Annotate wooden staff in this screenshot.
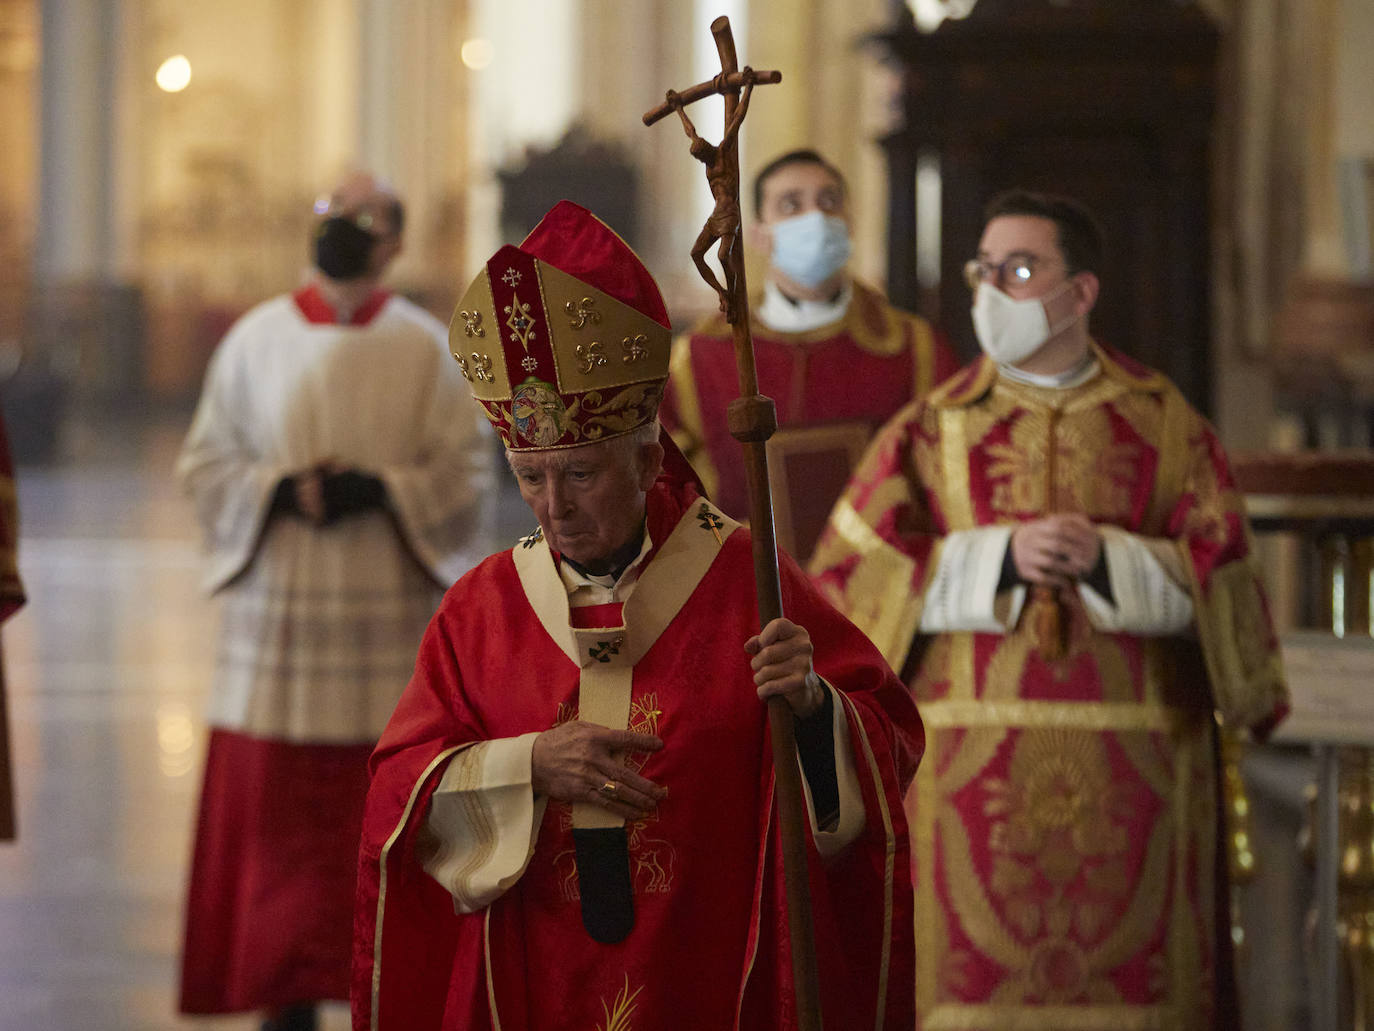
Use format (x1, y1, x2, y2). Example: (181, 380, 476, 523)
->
(645, 18, 822, 1031)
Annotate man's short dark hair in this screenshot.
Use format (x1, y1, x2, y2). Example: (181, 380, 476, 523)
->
(982, 189, 1104, 275)
(752, 149, 847, 219)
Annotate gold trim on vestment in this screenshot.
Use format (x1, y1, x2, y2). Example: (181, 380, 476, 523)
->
(484, 908, 503, 1031)
(1145, 387, 1191, 535)
(845, 692, 898, 1031)
(914, 751, 938, 1011)
(1188, 551, 1288, 728)
(734, 775, 774, 1031)
(450, 743, 500, 910)
(917, 699, 1177, 731)
(922, 1003, 1170, 1029)
(687, 279, 929, 354)
(938, 406, 975, 531)
(911, 314, 937, 398)
(666, 336, 720, 500)
(826, 498, 921, 671)
(371, 744, 466, 1031)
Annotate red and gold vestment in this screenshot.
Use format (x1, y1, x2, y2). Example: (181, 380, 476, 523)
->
(810, 346, 1288, 1030)
(353, 477, 923, 1031)
(660, 280, 956, 561)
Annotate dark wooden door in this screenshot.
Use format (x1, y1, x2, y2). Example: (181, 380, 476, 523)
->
(874, 0, 1218, 411)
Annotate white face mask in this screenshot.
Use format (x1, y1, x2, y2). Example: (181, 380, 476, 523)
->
(769, 211, 852, 289)
(971, 279, 1077, 367)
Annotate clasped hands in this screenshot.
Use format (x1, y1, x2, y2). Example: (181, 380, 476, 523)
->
(1010, 513, 1102, 589)
(530, 617, 823, 818)
(286, 460, 385, 527)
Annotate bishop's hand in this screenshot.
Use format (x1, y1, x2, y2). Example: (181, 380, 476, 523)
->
(746, 618, 825, 719)
(531, 721, 666, 820)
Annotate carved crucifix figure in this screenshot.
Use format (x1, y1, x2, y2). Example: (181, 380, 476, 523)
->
(643, 39, 779, 329)
(664, 66, 758, 322)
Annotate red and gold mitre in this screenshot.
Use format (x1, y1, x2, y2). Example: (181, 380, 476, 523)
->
(450, 201, 672, 451)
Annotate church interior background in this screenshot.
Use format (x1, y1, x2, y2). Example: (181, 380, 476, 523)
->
(0, 0, 1371, 1027)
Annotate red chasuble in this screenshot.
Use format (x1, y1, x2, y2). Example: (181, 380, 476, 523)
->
(659, 281, 957, 561)
(809, 346, 1288, 1031)
(353, 477, 922, 1031)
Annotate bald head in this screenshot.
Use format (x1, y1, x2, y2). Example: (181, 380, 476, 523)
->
(321, 171, 404, 238)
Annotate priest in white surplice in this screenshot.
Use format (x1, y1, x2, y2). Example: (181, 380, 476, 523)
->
(175, 171, 493, 1031)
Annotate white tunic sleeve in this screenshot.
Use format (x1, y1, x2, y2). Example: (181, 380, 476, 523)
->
(1076, 524, 1194, 635)
(918, 526, 1026, 633)
(175, 321, 291, 593)
(422, 733, 550, 913)
(375, 319, 495, 587)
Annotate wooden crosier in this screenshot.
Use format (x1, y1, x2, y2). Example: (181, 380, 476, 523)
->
(644, 17, 823, 1031)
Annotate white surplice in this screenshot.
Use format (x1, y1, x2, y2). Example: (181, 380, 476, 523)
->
(177, 290, 494, 743)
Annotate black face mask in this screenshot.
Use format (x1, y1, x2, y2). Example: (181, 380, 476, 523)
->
(313, 216, 375, 280)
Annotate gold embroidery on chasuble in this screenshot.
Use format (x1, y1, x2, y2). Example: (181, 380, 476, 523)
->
(596, 975, 645, 1031)
(973, 381, 1144, 523)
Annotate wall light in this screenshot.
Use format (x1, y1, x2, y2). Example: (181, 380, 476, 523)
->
(155, 54, 192, 93)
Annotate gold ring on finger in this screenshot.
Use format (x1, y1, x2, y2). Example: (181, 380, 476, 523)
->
(598, 780, 617, 798)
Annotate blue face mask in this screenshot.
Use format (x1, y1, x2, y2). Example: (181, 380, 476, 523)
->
(769, 211, 852, 289)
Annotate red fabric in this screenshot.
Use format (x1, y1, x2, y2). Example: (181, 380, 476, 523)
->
(660, 290, 958, 524)
(809, 346, 1286, 1027)
(657, 424, 708, 499)
(353, 482, 921, 1030)
(180, 729, 372, 1013)
(292, 284, 391, 326)
(519, 200, 669, 328)
(569, 602, 623, 627)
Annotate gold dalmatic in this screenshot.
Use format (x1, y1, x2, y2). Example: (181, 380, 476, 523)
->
(810, 348, 1288, 1030)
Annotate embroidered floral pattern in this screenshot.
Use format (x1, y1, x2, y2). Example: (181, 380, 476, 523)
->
(566, 296, 601, 330)
(576, 341, 608, 374)
(457, 308, 485, 337)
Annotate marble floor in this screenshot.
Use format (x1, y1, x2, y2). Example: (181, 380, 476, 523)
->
(0, 405, 523, 1031)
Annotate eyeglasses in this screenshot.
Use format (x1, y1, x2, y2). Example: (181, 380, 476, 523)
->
(314, 195, 392, 236)
(962, 254, 1061, 291)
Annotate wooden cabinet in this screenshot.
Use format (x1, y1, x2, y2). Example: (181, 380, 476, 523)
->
(873, 0, 1219, 411)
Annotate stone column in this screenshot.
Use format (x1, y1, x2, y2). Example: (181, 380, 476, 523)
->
(19, 0, 137, 459)
(357, 0, 461, 295)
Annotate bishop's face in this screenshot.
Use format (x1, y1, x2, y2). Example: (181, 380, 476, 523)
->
(508, 438, 663, 574)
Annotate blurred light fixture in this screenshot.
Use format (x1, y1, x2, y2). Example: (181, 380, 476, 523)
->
(907, 0, 978, 33)
(460, 38, 494, 71)
(155, 54, 192, 93)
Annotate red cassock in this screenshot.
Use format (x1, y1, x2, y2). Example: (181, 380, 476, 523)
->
(810, 346, 1289, 1031)
(659, 282, 957, 562)
(352, 477, 923, 1030)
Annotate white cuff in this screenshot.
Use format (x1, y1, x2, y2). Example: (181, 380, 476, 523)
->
(422, 732, 549, 913)
(919, 526, 1023, 633)
(1077, 526, 1194, 635)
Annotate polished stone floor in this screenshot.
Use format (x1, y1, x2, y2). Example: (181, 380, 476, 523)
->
(0, 403, 1321, 1030)
(0, 406, 522, 1031)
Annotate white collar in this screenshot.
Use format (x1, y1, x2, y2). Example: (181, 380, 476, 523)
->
(755, 278, 852, 334)
(998, 354, 1101, 390)
(557, 526, 655, 603)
